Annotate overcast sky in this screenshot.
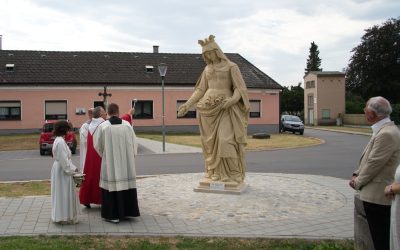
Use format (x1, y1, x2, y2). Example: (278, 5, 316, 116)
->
(0, 0, 399, 87)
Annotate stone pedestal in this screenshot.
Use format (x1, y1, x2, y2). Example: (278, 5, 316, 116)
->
(354, 193, 374, 250)
(193, 178, 248, 195)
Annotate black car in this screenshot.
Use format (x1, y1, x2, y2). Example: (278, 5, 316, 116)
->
(280, 115, 304, 135)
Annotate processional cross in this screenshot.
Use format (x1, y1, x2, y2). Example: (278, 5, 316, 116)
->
(98, 86, 112, 110)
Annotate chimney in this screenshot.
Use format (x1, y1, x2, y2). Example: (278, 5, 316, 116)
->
(0, 35, 2, 50)
(153, 45, 159, 53)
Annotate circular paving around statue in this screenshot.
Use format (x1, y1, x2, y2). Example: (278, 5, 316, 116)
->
(137, 173, 349, 224)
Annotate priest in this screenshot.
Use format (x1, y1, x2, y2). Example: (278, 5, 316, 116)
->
(93, 103, 140, 223)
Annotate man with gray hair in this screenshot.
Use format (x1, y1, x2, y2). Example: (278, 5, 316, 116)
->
(350, 96, 400, 249)
(79, 106, 106, 208)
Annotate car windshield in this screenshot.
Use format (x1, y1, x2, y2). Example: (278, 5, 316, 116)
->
(43, 123, 54, 133)
(285, 116, 301, 122)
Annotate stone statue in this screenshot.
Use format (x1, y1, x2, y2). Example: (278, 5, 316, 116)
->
(178, 35, 250, 184)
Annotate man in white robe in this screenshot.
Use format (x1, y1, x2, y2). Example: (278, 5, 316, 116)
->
(79, 108, 94, 172)
(94, 103, 140, 223)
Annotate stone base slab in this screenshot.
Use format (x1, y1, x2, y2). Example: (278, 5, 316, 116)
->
(193, 178, 248, 195)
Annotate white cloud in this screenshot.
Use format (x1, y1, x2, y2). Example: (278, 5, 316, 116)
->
(0, 0, 398, 86)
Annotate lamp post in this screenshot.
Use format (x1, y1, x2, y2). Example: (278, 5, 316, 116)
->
(158, 63, 167, 152)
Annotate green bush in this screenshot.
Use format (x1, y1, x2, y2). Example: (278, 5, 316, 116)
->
(392, 104, 400, 125)
(346, 101, 364, 114)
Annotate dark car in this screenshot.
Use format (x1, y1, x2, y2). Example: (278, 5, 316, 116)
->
(39, 120, 77, 155)
(281, 115, 304, 135)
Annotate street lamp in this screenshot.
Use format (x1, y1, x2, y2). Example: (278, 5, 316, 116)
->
(158, 63, 167, 152)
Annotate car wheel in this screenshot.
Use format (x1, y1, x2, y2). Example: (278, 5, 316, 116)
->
(300, 131, 304, 135)
(40, 149, 45, 155)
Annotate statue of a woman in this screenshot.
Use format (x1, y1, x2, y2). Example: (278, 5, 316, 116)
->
(178, 35, 250, 184)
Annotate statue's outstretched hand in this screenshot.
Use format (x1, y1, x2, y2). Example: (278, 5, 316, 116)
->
(177, 104, 188, 117)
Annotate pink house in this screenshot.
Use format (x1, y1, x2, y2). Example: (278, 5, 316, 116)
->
(0, 47, 282, 134)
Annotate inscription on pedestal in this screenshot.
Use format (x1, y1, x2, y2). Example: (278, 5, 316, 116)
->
(209, 182, 225, 191)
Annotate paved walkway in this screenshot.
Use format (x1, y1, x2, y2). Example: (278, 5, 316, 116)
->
(0, 138, 355, 239)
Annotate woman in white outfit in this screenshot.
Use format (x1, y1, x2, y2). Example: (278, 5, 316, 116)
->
(385, 164, 400, 249)
(51, 120, 79, 224)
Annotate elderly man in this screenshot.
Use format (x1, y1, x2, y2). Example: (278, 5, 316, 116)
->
(79, 106, 107, 208)
(350, 96, 400, 250)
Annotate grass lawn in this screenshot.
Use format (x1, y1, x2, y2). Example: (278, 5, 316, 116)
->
(0, 132, 323, 151)
(0, 235, 354, 249)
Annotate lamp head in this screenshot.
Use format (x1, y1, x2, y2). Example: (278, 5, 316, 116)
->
(158, 63, 167, 77)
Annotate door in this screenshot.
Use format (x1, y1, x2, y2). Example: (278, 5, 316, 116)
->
(308, 109, 314, 125)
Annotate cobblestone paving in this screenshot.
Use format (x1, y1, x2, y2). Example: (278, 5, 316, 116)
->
(0, 173, 354, 238)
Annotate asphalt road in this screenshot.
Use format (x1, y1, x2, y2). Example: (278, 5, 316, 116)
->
(0, 129, 370, 181)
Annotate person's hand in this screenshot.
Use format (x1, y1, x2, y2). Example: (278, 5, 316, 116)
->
(349, 179, 356, 189)
(128, 107, 135, 115)
(384, 185, 395, 199)
(177, 104, 188, 117)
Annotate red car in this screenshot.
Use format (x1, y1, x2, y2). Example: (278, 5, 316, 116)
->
(39, 120, 77, 155)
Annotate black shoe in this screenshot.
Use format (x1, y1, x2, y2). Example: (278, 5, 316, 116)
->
(84, 204, 91, 208)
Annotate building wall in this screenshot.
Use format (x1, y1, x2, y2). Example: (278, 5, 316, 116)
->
(316, 76, 345, 124)
(303, 73, 345, 125)
(0, 86, 280, 133)
(304, 74, 318, 125)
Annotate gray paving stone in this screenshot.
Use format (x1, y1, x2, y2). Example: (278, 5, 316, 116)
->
(0, 173, 355, 239)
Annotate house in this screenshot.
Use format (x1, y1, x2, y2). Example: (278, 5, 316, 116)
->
(0, 47, 282, 134)
(303, 71, 345, 125)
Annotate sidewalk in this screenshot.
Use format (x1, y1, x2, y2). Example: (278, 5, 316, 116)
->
(0, 138, 354, 239)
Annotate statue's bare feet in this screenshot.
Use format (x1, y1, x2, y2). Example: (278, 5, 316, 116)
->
(221, 176, 230, 182)
(204, 171, 212, 179)
(211, 174, 220, 181)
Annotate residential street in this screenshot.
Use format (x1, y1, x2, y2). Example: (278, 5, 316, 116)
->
(0, 129, 370, 181)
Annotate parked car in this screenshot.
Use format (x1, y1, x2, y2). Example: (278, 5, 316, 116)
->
(39, 120, 77, 155)
(280, 115, 304, 135)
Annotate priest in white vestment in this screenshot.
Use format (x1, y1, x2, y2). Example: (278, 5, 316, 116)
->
(94, 103, 140, 223)
(51, 120, 79, 224)
(79, 108, 94, 172)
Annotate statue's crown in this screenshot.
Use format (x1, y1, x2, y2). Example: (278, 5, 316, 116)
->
(198, 35, 216, 47)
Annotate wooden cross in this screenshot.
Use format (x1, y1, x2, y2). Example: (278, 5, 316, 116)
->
(98, 86, 112, 109)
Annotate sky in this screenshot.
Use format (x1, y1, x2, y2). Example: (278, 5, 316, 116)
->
(0, 0, 399, 87)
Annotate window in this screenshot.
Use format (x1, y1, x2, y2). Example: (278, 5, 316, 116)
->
(133, 100, 153, 119)
(145, 65, 154, 73)
(5, 64, 15, 72)
(307, 95, 314, 107)
(176, 100, 196, 119)
(306, 81, 315, 89)
(45, 101, 67, 120)
(93, 101, 105, 109)
(0, 101, 21, 120)
(249, 100, 261, 118)
(321, 109, 330, 119)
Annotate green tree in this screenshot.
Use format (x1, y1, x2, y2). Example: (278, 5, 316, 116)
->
(346, 17, 400, 103)
(281, 82, 304, 117)
(305, 41, 322, 74)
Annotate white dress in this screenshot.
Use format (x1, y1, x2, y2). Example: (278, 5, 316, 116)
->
(51, 136, 79, 223)
(391, 165, 400, 250)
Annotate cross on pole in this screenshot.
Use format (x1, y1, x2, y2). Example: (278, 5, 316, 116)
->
(98, 86, 112, 110)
